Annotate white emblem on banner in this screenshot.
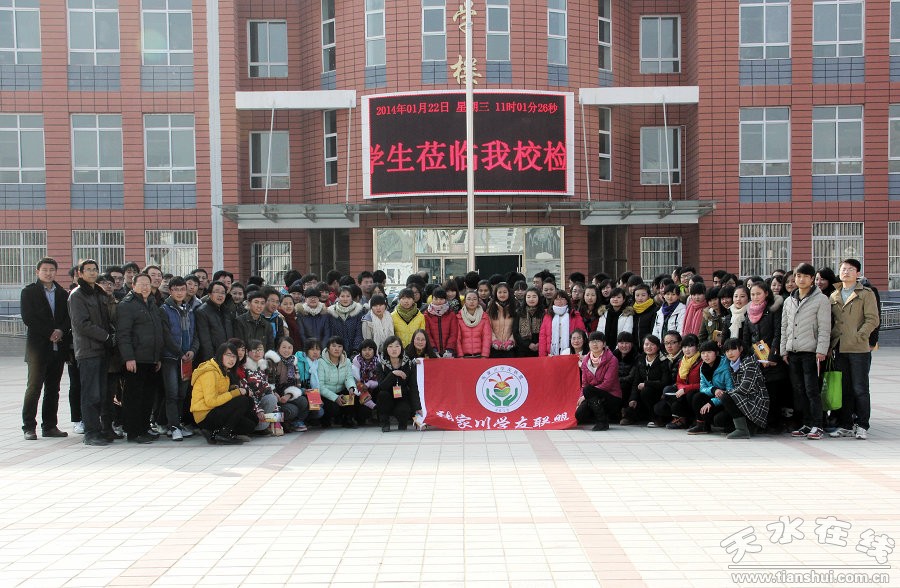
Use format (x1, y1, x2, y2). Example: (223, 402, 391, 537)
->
(475, 365, 529, 413)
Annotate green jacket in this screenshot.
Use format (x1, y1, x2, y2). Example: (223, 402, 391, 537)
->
(317, 352, 356, 402)
(830, 283, 880, 354)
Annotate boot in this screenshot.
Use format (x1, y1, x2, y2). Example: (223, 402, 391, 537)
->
(381, 417, 391, 433)
(213, 428, 242, 445)
(727, 417, 751, 439)
(589, 399, 609, 431)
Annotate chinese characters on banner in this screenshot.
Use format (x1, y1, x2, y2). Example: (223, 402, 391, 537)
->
(416, 355, 582, 431)
(362, 90, 575, 198)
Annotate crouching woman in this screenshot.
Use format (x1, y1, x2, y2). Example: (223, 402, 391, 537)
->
(713, 338, 770, 439)
(191, 342, 258, 444)
(376, 335, 422, 432)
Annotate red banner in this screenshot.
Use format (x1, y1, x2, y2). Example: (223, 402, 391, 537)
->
(417, 356, 582, 431)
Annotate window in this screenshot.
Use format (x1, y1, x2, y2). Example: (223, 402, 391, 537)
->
(486, 0, 510, 62)
(145, 229, 197, 276)
(739, 107, 790, 176)
(365, 0, 385, 67)
(890, 222, 900, 290)
(68, 0, 120, 66)
(0, 114, 44, 184)
(598, 0, 611, 71)
(324, 110, 338, 185)
(422, 0, 446, 62)
(71, 114, 123, 184)
(739, 223, 791, 277)
(640, 126, 680, 185)
(812, 222, 863, 271)
(0, 0, 40, 65)
(892, 1, 900, 56)
(322, 0, 335, 72)
(812, 106, 862, 175)
(640, 16, 679, 73)
(548, 0, 567, 66)
(141, 0, 192, 66)
(72, 230, 125, 269)
(248, 21, 287, 78)
(598, 107, 611, 181)
(813, 0, 863, 58)
(739, 0, 790, 60)
(889, 105, 900, 173)
(144, 114, 195, 183)
(641, 237, 681, 279)
(0, 230, 46, 286)
(249, 131, 289, 189)
(251, 241, 291, 286)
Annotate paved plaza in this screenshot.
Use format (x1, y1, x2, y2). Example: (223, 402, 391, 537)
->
(1, 350, 899, 588)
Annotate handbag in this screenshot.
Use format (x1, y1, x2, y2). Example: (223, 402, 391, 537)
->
(821, 359, 842, 412)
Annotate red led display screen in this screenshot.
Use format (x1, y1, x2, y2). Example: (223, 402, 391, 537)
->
(362, 90, 574, 198)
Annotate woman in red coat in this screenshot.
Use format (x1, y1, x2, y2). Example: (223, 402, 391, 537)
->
(456, 290, 492, 358)
(539, 290, 586, 356)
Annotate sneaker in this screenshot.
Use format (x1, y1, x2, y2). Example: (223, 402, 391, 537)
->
(178, 424, 194, 438)
(686, 424, 708, 435)
(169, 426, 183, 442)
(146, 428, 160, 439)
(829, 427, 855, 438)
(23, 429, 37, 441)
(291, 420, 308, 432)
(73, 421, 85, 434)
(128, 434, 154, 444)
(42, 427, 69, 438)
(806, 427, 823, 440)
(665, 419, 687, 430)
(112, 424, 125, 437)
(855, 427, 868, 440)
(791, 425, 812, 438)
(646, 421, 659, 428)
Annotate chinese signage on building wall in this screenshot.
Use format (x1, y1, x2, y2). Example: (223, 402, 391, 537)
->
(362, 90, 575, 198)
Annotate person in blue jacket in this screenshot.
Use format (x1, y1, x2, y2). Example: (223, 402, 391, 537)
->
(688, 340, 732, 434)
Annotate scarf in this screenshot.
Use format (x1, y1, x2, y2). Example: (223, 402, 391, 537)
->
(660, 300, 678, 319)
(586, 349, 606, 375)
(747, 300, 766, 324)
(550, 304, 570, 356)
(730, 357, 742, 372)
(517, 306, 542, 341)
(301, 302, 323, 316)
(700, 356, 720, 383)
(332, 300, 360, 321)
(682, 298, 706, 336)
(281, 353, 298, 383)
(427, 301, 450, 316)
(460, 305, 484, 327)
(396, 304, 420, 324)
(304, 356, 320, 389)
(378, 353, 412, 372)
(366, 311, 393, 343)
(633, 299, 655, 314)
(729, 304, 749, 338)
(356, 354, 379, 383)
(678, 351, 700, 381)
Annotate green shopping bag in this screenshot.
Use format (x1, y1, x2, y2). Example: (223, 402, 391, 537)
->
(821, 359, 842, 412)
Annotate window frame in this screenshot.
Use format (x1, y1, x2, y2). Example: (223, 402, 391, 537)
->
(322, 0, 336, 73)
(640, 237, 681, 280)
(889, 105, 900, 174)
(598, 0, 611, 72)
(812, 0, 864, 58)
(143, 114, 196, 184)
(71, 114, 123, 184)
(486, 0, 510, 62)
(422, 0, 446, 62)
(0, 114, 45, 185)
(140, 0, 193, 66)
(739, 223, 792, 278)
(548, 0, 567, 66)
(247, 20, 288, 79)
(0, 0, 41, 65)
(640, 15, 681, 74)
(365, 0, 386, 68)
(72, 229, 126, 270)
(739, 107, 790, 177)
(811, 222, 864, 272)
(598, 107, 611, 181)
(251, 241, 292, 286)
(0, 229, 47, 287)
(738, 0, 791, 60)
(67, 0, 120, 66)
(812, 105, 863, 176)
(144, 229, 198, 277)
(249, 130, 290, 190)
(890, 222, 900, 291)
(640, 126, 681, 185)
(324, 110, 338, 186)
(892, 1, 900, 56)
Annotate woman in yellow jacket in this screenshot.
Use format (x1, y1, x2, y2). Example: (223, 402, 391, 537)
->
(191, 342, 257, 445)
(391, 288, 426, 347)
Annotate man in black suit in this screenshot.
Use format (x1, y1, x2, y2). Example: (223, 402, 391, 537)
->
(21, 257, 71, 440)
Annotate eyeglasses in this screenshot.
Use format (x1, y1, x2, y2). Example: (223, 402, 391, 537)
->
(222, 352, 237, 358)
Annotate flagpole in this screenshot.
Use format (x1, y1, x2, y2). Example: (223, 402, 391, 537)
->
(465, 1, 476, 274)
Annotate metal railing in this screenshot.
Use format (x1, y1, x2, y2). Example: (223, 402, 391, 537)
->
(881, 301, 900, 331)
(0, 315, 26, 337)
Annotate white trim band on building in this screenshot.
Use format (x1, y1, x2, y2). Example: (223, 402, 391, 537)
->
(235, 91, 357, 110)
(578, 86, 700, 106)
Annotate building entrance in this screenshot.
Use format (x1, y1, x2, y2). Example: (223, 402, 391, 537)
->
(476, 255, 521, 279)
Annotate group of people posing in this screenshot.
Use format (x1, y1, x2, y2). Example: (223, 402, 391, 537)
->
(20, 257, 879, 445)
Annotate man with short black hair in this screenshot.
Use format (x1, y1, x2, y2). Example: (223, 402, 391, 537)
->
(159, 276, 199, 441)
(829, 258, 880, 440)
(357, 271, 375, 304)
(106, 265, 127, 300)
(195, 280, 234, 361)
(212, 270, 233, 291)
(192, 268, 209, 296)
(21, 257, 71, 440)
(234, 290, 275, 350)
(122, 262, 140, 289)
